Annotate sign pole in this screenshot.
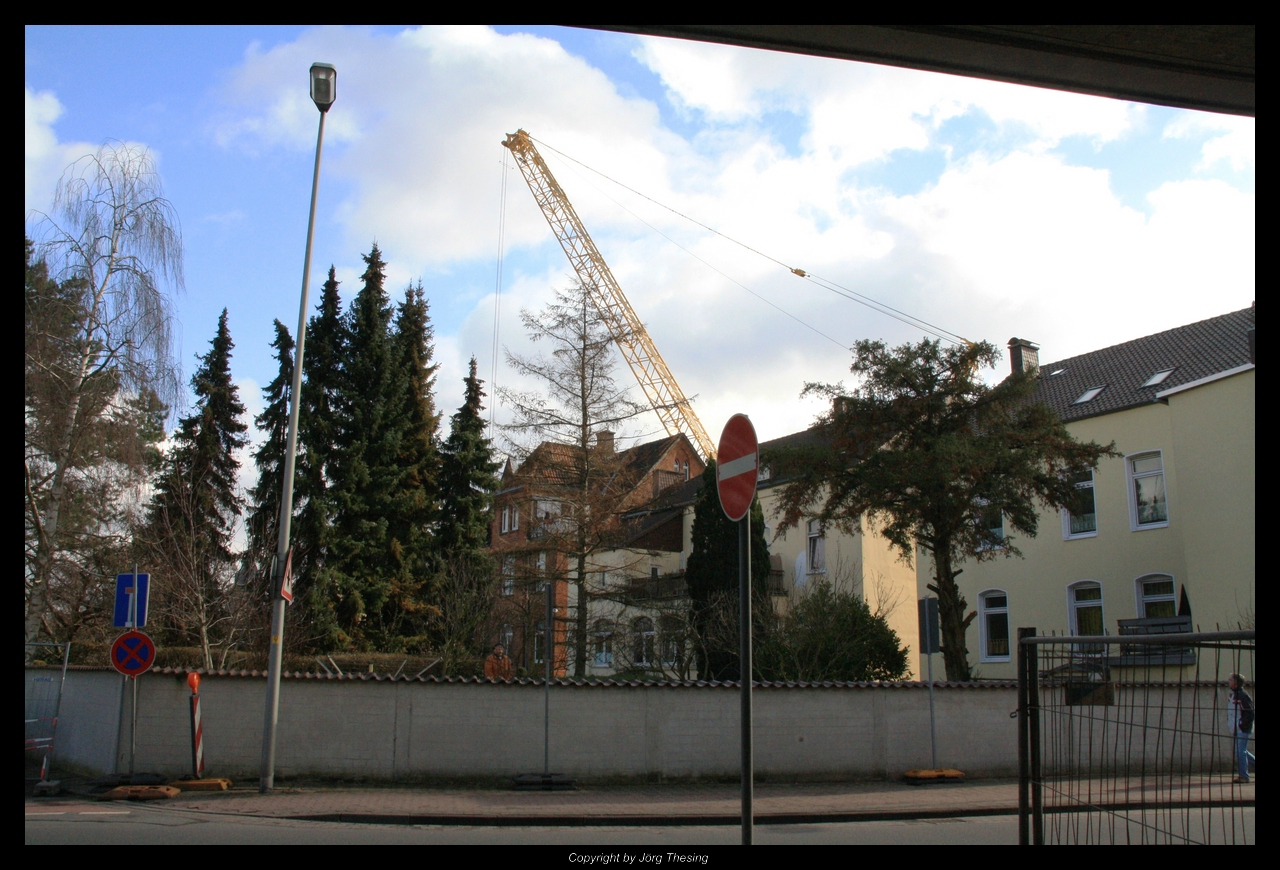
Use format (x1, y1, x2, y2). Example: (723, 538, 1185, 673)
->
(129, 564, 138, 777)
(544, 576, 552, 776)
(740, 512, 753, 846)
(715, 413, 759, 848)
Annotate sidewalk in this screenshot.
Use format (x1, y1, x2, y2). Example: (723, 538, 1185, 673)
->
(153, 779, 1023, 826)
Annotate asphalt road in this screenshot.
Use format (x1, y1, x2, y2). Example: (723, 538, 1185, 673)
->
(27, 803, 1254, 845)
(26, 804, 1019, 845)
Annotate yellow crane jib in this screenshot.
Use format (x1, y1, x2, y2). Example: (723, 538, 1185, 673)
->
(502, 129, 717, 461)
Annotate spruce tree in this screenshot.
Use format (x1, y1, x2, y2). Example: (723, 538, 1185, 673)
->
(438, 357, 500, 557)
(327, 244, 416, 649)
(294, 267, 345, 649)
(685, 460, 772, 681)
(246, 320, 293, 561)
(145, 309, 247, 664)
(391, 281, 441, 574)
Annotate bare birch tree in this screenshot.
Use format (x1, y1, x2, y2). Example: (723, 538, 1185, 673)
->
(25, 143, 182, 644)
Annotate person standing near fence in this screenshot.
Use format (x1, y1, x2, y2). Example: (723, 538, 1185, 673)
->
(1228, 673, 1255, 783)
(485, 644, 514, 680)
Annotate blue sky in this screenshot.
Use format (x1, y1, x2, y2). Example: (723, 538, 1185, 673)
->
(27, 26, 1255, 469)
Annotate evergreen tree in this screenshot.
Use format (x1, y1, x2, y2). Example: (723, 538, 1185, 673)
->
(245, 320, 293, 561)
(391, 281, 441, 573)
(685, 460, 772, 681)
(438, 357, 500, 557)
(766, 338, 1116, 680)
(293, 267, 346, 649)
(145, 309, 247, 666)
(327, 244, 418, 649)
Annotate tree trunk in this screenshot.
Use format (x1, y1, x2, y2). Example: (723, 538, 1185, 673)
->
(573, 553, 588, 678)
(930, 546, 973, 681)
(25, 353, 92, 645)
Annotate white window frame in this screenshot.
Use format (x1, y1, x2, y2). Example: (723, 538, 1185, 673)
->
(500, 506, 510, 534)
(501, 557, 515, 596)
(659, 618, 683, 667)
(806, 520, 826, 574)
(1126, 450, 1170, 531)
(1061, 469, 1098, 540)
(510, 502, 519, 531)
(1134, 573, 1178, 618)
(1067, 580, 1106, 640)
(632, 617, 655, 666)
(499, 623, 514, 652)
(974, 499, 1005, 551)
(978, 589, 1011, 662)
(534, 620, 547, 664)
(593, 622, 613, 667)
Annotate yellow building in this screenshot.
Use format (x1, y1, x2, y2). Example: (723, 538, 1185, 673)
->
(915, 307, 1255, 679)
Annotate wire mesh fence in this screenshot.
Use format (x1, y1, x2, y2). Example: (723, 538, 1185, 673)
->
(25, 642, 71, 784)
(1016, 627, 1255, 844)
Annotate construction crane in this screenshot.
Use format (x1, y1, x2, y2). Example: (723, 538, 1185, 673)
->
(502, 129, 717, 461)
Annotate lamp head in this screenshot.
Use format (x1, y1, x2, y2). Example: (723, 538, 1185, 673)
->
(310, 63, 336, 113)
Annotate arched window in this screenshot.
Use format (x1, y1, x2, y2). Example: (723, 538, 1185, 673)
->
(1136, 574, 1177, 618)
(593, 620, 613, 667)
(1068, 581, 1106, 653)
(632, 617, 655, 666)
(978, 590, 1010, 662)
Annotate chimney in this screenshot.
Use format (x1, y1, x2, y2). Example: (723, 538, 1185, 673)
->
(595, 430, 614, 453)
(1008, 338, 1040, 374)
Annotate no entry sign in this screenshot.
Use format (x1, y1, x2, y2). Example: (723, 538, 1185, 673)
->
(110, 630, 156, 678)
(717, 414, 759, 522)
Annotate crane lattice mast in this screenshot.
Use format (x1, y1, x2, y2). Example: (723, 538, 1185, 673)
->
(502, 130, 717, 461)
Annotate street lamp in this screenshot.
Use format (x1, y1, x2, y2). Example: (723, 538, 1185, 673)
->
(260, 62, 336, 793)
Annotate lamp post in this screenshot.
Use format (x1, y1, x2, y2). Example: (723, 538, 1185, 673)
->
(260, 62, 335, 793)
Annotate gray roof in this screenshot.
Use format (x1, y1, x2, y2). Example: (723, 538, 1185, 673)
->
(1030, 306, 1254, 422)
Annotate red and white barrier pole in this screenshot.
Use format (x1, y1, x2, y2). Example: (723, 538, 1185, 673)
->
(187, 672, 205, 779)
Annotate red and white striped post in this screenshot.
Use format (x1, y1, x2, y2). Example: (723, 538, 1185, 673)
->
(187, 672, 205, 779)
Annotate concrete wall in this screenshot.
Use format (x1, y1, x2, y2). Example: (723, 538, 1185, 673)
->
(34, 667, 1019, 780)
(29, 668, 124, 776)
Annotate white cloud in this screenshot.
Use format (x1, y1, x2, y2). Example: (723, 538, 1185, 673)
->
(25, 87, 97, 216)
(1164, 112, 1255, 171)
(216, 27, 1252, 446)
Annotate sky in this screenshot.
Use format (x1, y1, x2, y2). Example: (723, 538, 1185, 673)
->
(26, 25, 1255, 476)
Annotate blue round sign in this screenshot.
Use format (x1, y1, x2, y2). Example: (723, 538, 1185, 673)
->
(111, 630, 156, 677)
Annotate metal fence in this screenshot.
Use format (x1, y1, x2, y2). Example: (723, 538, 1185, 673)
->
(1016, 628, 1254, 844)
(24, 642, 71, 784)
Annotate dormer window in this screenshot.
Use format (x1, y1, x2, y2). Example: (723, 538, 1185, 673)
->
(1073, 386, 1106, 404)
(1141, 369, 1176, 387)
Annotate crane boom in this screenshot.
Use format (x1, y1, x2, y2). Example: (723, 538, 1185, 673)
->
(502, 129, 717, 460)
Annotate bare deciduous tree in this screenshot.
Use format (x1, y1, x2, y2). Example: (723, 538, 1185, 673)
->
(499, 282, 669, 677)
(26, 143, 182, 644)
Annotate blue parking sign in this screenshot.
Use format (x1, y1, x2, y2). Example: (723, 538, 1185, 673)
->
(113, 573, 150, 628)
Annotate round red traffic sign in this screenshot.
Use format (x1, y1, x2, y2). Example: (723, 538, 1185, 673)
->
(717, 414, 759, 522)
(110, 630, 156, 678)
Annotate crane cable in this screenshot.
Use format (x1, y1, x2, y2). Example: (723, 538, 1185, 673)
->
(544, 150, 847, 350)
(489, 145, 509, 442)
(531, 135, 971, 348)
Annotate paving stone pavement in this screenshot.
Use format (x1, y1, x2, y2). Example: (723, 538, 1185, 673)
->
(157, 778, 1022, 823)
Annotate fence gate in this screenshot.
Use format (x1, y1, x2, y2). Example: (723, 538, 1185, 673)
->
(1017, 627, 1254, 844)
(25, 642, 71, 784)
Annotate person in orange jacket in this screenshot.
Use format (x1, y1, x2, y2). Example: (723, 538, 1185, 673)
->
(484, 644, 514, 680)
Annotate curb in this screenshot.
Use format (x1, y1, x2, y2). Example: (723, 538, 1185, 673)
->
(276, 806, 1022, 827)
